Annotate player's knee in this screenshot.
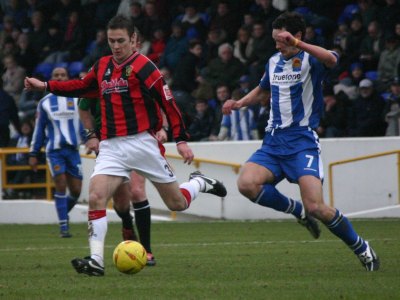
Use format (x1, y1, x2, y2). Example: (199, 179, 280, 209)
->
(237, 178, 257, 199)
(165, 200, 187, 211)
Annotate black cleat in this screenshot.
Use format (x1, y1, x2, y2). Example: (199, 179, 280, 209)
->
(71, 256, 104, 276)
(358, 242, 380, 271)
(146, 252, 156, 266)
(60, 231, 72, 238)
(297, 215, 321, 239)
(189, 171, 227, 197)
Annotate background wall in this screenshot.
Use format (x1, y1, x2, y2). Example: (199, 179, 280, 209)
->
(81, 137, 400, 219)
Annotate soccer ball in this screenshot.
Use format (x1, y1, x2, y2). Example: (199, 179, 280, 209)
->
(113, 240, 147, 274)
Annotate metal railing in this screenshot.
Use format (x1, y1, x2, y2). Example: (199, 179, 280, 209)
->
(328, 150, 400, 207)
(0, 147, 54, 200)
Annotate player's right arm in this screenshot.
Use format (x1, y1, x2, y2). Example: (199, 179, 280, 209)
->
(29, 100, 48, 171)
(222, 86, 269, 115)
(25, 62, 99, 98)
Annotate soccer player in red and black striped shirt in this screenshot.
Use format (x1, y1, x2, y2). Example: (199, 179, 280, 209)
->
(25, 15, 227, 276)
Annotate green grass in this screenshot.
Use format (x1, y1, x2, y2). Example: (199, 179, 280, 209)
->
(0, 219, 399, 300)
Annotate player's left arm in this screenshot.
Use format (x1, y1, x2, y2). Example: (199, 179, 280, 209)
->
(296, 41, 337, 68)
(150, 77, 189, 143)
(279, 31, 337, 68)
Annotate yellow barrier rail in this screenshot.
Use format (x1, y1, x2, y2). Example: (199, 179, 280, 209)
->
(1, 148, 241, 209)
(328, 150, 400, 207)
(81, 153, 242, 174)
(0, 147, 54, 199)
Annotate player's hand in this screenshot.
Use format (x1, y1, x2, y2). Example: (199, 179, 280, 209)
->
(85, 138, 99, 155)
(155, 128, 168, 144)
(276, 31, 296, 47)
(222, 99, 239, 115)
(28, 156, 38, 172)
(24, 77, 46, 91)
(176, 142, 194, 165)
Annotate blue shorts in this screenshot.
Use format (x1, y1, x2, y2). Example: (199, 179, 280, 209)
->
(46, 147, 83, 179)
(248, 127, 323, 184)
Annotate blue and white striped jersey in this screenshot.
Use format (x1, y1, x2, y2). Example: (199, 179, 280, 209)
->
(260, 50, 338, 131)
(30, 94, 84, 155)
(220, 107, 257, 140)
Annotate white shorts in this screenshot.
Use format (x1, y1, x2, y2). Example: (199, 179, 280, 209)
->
(91, 131, 176, 183)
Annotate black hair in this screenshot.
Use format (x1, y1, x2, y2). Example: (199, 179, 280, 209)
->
(107, 15, 135, 37)
(272, 12, 306, 40)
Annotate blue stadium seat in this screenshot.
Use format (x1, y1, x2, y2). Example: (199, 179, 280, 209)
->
(67, 61, 85, 78)
(54, 61, 69, 69)
(33, 63, 54, 80)
(365, 71, 378, 82)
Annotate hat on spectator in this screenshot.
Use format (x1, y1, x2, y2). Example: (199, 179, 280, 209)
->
(239, 75, 249, 83)
(359, 78, 373, 88)
(391, 77, 400, 85)
(350, 62, 363, 72)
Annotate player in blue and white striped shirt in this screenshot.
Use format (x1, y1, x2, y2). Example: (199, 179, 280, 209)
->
(223, 12, 379, 271)
(29, 67, 85, 238)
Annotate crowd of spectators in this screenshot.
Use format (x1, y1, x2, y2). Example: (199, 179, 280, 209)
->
(1, 0, 400, 150)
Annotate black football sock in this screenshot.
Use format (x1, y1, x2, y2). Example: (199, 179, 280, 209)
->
(133, 200, 152, 253)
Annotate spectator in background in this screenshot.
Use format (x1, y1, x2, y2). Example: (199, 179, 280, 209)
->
(172, 39, 203, 95)
(383, 77, 400, 136)
(209, 0, 240, 43)
(146, 27, 166, 66)
(233, 26, 254, 65)
(0, 78, 21, 147)
(159, 21, 188, 73)
(178, 2, 208, 42)
(334, 62, 365, 102)
(43, 10, 86, 63)
(203, 27, 226, 63)
(358, 0, 379, 28)
(345, 14, 366, 64)
(333, 22, 349, 51)
(188, 98, 217, 141)
(304, 25, 326, 47)
(218, 88, 258, 141)
(247, 21, 276, 88)
(318, 90, 350, 138)
(377, 35, 400, 92)
(349, 78, 386, 137)
(82, 28, 110, 70)
(40, 20, 63, 63)
(208, 83, 231, 141)
(359, 20, 385, 71)
(128, 1, 146, 35)
(15, 32, 38, 75)
(256, 94, 270, 139)
(141, 0, 167, 40)
(0, 15, 17, 46)
(377, 0, 400, 36)
(5, 118, 34, 199)
(250, 0, 281, 35)
(2, 54, 26, 103)
(203, 43, 244, 90)
(27, 10, 48, 62)
(0, 37, 19, 63)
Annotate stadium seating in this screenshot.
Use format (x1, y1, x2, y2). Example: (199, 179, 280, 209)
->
(365, 71, 378, 82)
(33, 63, 54, 80)
(67, 61, 85, 78)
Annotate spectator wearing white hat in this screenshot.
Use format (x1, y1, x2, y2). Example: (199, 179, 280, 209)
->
(349, 78, 386, 136)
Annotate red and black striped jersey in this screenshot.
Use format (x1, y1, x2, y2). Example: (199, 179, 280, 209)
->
(47, 52, 189, 142)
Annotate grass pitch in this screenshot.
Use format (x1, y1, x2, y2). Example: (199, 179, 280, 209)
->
(0, 219, 399, 300)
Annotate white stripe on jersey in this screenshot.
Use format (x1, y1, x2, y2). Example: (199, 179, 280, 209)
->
(263, 51, 327, 130)
(31, 94, 83, 153)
